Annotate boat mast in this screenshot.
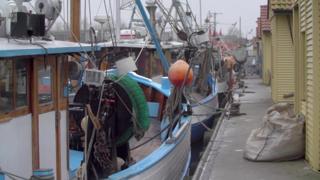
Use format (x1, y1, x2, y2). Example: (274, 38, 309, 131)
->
(115, 0, 121, 41)
(135, 0, 170, 74)
(70, 0, 81, 42)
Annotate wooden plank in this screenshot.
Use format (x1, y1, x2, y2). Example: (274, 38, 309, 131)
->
(55, 56, 62, 180)
(31, 59, 40, 170)
(0, 108, 30, 122)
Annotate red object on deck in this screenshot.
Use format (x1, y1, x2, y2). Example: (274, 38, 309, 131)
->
(168, 60, 193, 87)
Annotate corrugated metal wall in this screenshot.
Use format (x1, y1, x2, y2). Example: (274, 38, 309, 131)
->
(295, 0, 320, 171)
(262, 32, 272, 85)
(312, 0, 320, 170)
(270, 0, 294, 10)
(270, 13, 295, 103)
(293, 3, 305, 113)
(271, 14, 277, 101)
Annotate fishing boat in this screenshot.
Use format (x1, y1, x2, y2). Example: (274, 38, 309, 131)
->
(189, 46, 220, 143)
(0, 1, 101, 180)
(69, 69, 192, 180)
(0, 27, 99, 180)
(71, 1, 191, 179)
(0, 0, 192, 180)
(119, 0, 220, 143)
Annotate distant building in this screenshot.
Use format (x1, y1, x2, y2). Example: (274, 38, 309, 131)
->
(258, 5, 272, 85)
(268, 0, 295, 103)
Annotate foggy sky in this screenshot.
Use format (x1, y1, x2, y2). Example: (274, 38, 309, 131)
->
(57, 0, 268, 39)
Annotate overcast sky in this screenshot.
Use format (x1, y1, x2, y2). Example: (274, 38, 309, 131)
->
(57, 0, 268, 39)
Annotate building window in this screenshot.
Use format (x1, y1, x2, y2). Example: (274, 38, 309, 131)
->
(38, 61, 53, 104)
(0, 60, 13, 113)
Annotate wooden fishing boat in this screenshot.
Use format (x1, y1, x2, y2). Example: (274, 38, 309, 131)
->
(0, 1, 193, 179)
(189, 46, 222, 143)
(67, 1, 192, 179)
(98, 39, 218, 144)
(0, 37, 192, 180)
(68, 68, 192, 180)
(190, 84, 219, 143)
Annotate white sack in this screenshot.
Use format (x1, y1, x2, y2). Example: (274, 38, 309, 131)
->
(244, 103, 305, 161)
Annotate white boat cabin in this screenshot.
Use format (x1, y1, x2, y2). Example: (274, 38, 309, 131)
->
(0, 38, 97, 180)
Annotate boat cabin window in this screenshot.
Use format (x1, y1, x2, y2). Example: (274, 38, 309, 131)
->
(58, 56, 68, 99)
(38, 61, 53, 104)
(16, 61, 29, 107)
(0, 60, 13, 113)
(0, 59, 30, 118)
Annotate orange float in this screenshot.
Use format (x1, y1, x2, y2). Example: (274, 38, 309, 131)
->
(168, 60, 193, 87)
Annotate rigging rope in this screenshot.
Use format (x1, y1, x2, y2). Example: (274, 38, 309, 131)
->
(0, 170, 28, 180)
(103, 0, 116, 46)
(48, 3, 96, 65)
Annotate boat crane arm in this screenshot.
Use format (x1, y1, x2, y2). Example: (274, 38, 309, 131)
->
(135, 0, 170, 74)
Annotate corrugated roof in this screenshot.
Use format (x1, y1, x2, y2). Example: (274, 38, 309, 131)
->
(269, 0, 293, 11)
(260, 5, 271, 32)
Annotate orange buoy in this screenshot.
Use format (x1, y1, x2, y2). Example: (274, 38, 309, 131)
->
(168, 60, 193, 87)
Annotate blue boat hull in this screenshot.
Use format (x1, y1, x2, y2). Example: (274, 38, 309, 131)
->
(191, 87, 219, 143)
(191, 116, 215, 143)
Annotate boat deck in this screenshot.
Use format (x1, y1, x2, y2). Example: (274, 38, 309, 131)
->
(130, 118, 162, 161)
(69, 118, 162, 179)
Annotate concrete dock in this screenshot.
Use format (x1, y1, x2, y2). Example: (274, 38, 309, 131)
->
(194, 79, 320, 180)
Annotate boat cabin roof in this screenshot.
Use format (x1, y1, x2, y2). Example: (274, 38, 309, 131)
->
(0, 38, 100, 58)
(98, 39, 184, 50)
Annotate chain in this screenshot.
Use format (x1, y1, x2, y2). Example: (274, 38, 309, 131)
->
(93, 129, 113, 170)
(92, 83, 114, 171)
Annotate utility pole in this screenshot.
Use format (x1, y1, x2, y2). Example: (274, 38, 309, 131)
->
(207, 11, 222, 36)
(239, 16, 242, 39)
(213, 12, 222, 36)
(200, 0, 202, 26)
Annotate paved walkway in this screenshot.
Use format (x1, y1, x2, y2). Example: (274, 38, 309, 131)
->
(196, 79, 320, 180)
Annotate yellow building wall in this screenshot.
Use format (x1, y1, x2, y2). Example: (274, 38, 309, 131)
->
(262, 32, 272, 85)
(270, 13, 295, 103)
(294, 0, 320, 171)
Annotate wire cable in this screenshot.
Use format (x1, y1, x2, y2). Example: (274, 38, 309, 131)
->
(130, 123, 170, 151)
